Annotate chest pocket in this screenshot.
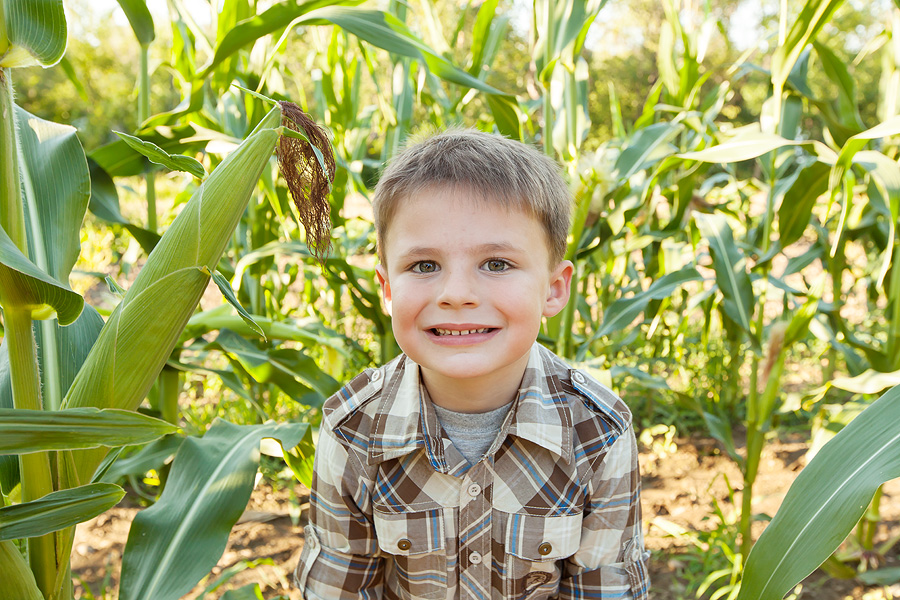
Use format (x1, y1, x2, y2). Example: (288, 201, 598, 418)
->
(498, 512, 583, 599)
(374, 508, 448, 599)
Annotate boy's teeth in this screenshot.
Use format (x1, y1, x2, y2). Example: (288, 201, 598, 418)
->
(434, 328, 490, 336)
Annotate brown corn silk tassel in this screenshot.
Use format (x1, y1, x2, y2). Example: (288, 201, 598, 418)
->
(276, 102, 335, 260)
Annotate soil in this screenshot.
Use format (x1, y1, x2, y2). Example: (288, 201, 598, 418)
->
(71, 435, 900, 600)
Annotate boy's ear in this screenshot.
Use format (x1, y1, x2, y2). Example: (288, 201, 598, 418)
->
(375, 264, 392, 316)
(542, 260, 574, 318)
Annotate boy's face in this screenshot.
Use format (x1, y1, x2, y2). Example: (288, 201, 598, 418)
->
(376, 189, 573, 399)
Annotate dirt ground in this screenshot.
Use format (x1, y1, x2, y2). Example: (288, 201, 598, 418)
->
(71, 435, 900, 599)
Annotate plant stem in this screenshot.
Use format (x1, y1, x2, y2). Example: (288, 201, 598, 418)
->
(139, 44, 157, 233)
(740, 428, 761, 560)
(158, 365, 181, 424)
(5, 307, 57, 597)
(139, 45, 151, 124)
(0, 7, 9, 57)
(827, 235, 846, 382)
(0, 69, 26, 252)
(862, 485, 883, 550)
(887, 238, 900, 370)
(556, 261, 580, 357)
(539, 0, 554, 157)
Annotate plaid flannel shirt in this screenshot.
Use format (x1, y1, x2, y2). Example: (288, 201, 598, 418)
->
(295, 343, 650, 600)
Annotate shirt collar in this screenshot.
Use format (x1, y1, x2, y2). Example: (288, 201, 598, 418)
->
(365, 343, 574, 469)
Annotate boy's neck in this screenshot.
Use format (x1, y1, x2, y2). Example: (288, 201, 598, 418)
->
(419, 353, 529, 413)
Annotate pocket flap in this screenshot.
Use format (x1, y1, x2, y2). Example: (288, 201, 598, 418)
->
(505, 512, 583, 561)
(374, 508, 445, 556)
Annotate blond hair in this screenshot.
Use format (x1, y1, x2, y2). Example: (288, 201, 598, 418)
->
(373, 129, 572, 264)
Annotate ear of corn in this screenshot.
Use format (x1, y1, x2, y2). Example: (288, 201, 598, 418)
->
(61, 105, 283, 484)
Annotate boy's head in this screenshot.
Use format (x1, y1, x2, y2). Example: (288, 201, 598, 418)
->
(372, 128, 572, 265)
(372, 129, 575, 410)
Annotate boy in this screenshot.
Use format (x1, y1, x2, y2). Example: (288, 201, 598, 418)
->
(295, 129, 649, 599)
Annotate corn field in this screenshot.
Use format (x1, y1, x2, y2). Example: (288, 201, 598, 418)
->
(2, 0, 900, 598)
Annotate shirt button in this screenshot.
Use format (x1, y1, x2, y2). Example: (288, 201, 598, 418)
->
(397, 538, 411, 551)
(572, 371, 586, 384)
(538, 542, 553, 556)
(469, 551, 483, 565)
(370, 369, 381, 381)
(467, 483, 481, 497)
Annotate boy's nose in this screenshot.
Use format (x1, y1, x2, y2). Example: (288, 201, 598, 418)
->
(436, 270, 479, 308)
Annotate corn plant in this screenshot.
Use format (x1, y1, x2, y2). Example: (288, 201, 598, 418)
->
(0, 4, 330, 596)
(737, 382, 900, 599)
(567, 0, 900, 577)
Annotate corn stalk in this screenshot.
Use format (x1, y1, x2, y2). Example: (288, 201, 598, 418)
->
(1, 12, 310, 591)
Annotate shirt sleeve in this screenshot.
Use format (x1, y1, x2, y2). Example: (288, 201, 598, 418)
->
(294, 422, 384, 600)
(559, 425, 651, 600)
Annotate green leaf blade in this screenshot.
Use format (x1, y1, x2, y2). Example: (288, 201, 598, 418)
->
(115, 0, 155, 46)
(739, 384, 900, 600)
(0, 407, 178, 454)
(114, 131, 207, 179)
(1, 0, 67, 67)
(118, 420, 309, 600)
(695, 213, 755, 334)
(0, 483, 124, 540)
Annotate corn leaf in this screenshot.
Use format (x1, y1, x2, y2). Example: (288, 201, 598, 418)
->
(89, 123, 212, 178)
(62, 106, 282, 484)
(827, 118, 900, 267)
(468, 0, 502, 77)
(87, 158, 161, 254)
(828, 116, 900, 206)
(738, 383, 900, 600)
(486, 94, 524, 141)
(0, 339, 15, 495)
(596, 266, 703, 338)
(115, 0, 155, 46)
(679, 131, 814, 163)
(118, 419, 310, 600)
(114, 131, 207, 179)
(15, 105, 89, 282)
(182, 304, 351, 354)
(0, 225, 83, 324)
(0, 0, 66, 68)
(777, 160, 831, 248)
(206, 4, 502, 95)
(99, 435, 184, 484)
(0, 105, 86, 324)
(0, 483, 124, 540)
(211, 328, 339, 403)
(533, 0, 609, 74)
(854, 151, 900, 289)
(207, 269, 266, 340)
(695, 213, 755, 336)
(220, 584, 265, 600)
(770, 0, 846, 92)
(200, 0, 366, 77)
(831, 369, 900, 395)
(0, 541, 43, 599)
(0, 408, 178, 454)
(614, 122, 682, 182)
(813, 41, 864, 133)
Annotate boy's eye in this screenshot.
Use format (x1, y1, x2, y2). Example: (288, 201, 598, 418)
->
(412, 261, 439, 273)
(484, 259, 510, 272)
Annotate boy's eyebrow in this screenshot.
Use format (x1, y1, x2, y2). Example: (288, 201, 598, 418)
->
(398, 242, 526, 258)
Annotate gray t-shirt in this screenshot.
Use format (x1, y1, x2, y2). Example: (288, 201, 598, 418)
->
(432, 401, 514, 465)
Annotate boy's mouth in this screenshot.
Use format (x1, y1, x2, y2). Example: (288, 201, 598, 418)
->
(431, 327, 494, 336)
